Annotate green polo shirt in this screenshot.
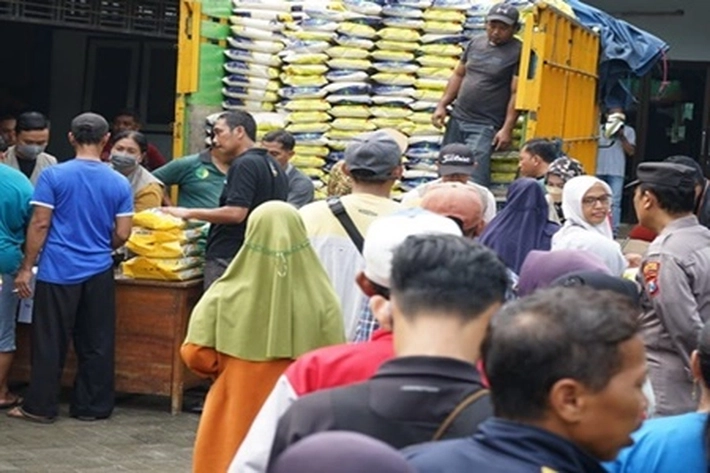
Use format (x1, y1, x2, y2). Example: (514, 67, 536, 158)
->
(153, 151, 226, 209)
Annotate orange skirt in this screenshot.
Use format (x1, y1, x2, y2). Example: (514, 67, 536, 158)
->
(182, 344, 291, 473)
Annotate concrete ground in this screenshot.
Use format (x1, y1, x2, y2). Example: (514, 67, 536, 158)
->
(0, 389, 200, 472)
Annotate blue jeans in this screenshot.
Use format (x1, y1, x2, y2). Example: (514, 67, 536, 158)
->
(597, 174, 624, 235)
(0, 274, 19, 352)
(443, 117, 497, 187)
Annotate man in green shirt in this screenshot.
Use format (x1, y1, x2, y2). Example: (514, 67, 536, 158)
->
(153, 149, 230, 209)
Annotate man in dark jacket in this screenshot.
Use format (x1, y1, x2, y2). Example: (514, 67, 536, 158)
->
(266, 234, 509, 468)
(405, 287, 648, 473)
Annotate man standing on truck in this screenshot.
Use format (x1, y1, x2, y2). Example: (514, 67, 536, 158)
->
(432, 3, 522, 188)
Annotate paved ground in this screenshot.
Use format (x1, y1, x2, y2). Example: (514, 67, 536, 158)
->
(0, 389, 200, 472)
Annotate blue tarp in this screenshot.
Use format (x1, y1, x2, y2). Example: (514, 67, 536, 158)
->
(566, 0, 670, 110)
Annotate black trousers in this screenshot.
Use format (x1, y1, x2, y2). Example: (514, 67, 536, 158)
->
(23, 268, 116, 419)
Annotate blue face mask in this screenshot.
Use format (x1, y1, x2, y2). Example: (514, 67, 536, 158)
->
(110, 153, 139, 171)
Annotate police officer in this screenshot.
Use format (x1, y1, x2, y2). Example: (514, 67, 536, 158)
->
(629, 161, 710, 415)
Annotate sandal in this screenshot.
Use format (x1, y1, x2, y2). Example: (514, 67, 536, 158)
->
(0, 394, 22, 409)
(6, 406, 55, 424)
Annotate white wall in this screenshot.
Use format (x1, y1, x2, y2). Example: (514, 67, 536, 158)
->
(586, 0, 710, 62)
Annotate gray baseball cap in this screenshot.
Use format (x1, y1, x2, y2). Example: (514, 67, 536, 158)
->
(487, 3, 520, 26)
(71, 112, 109, 136)
(344, 130, 404, 180)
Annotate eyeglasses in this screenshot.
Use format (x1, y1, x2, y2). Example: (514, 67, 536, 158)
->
(581, 194, 612, 207)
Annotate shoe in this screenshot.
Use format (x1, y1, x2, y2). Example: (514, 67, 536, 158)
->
(71, 414, 110, 422)
(7, 406, 56, 424)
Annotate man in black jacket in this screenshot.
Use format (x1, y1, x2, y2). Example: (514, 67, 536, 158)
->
(405, 287, 648, 473)
(267, 234, 509, 469)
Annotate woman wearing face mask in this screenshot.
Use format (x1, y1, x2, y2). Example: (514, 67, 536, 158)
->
(544, 156, 585, 224)
(109, 131, 163, 211)
(551, 175, 628, 275)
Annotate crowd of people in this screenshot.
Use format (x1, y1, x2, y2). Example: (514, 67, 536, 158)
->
(1, 3, 710, 473)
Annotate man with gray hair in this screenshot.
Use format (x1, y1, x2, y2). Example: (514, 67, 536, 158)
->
(9, 112, 133, 424)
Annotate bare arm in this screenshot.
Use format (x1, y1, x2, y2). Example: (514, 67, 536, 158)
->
(163, 205, 248, 225)
(619, 131, 636, 157)
(432, 62, 466, 128)
(14, 206, 52, 298)
(493, 76, 520, 151)
(112, 215, 133, 249)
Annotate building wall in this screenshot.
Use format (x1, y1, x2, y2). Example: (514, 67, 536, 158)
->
(587, 0, 710, 62)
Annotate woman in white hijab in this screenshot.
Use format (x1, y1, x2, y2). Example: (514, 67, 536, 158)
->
(551, 175, 628, 275)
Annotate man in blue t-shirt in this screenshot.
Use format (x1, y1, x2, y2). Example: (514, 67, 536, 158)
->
(9, 113, 133, 424)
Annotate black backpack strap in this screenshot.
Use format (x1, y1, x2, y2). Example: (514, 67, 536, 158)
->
(327, 197, 364, 254)
(431, 389, 490, 441)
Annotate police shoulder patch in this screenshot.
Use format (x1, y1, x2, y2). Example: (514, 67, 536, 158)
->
(643, 261, 660, 297)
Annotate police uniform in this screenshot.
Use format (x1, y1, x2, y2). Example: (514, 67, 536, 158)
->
(633, 163, 710, 415)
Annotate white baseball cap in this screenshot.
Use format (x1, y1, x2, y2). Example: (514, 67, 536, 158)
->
(363, 208, 463, 289)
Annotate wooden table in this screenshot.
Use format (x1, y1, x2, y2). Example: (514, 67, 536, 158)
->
(10, 277, 204, 415)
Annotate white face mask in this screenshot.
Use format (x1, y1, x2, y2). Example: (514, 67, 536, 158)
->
(546, 185, 563, 203)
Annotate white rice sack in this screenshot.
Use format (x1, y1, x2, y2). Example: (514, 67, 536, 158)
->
(281, 52, 329, 64)
(423, 20, 464, 34)
(227, 36, 285, 54)
(327, 58, 372, 71)
(342, 0, 382, 16)
(417, 67, 455, 80)
(373, 85, 417, 97)
(323, 82, 371, 96)
(286, 111, 331, 124)
(327, 70, 369, 82)
(282, 64, 329, 75)
(431, 0, 471, 10)
(286, 122, 332, 134)
(378, 27, 421, 42)
(326, 95, 372, 104)
(223, 87, 278, 102)
(230, 25, 284, 42)
(287, 18, 340, 32)
(371, 50, 415, 62)
(416, 55, 460, 68)
(335, 36, 375, 50)
(282, 40, 331, 54)
(279, 86, 327, 100)
(375, 40, 419, 52)
(252, 112, 286, 130)
(371, 106, 413, 119)
(225, 49, 281, 67)
(420, 33, 468, 44)
(410, 100, 440, 111)
(331, 118, 377, 131)
(326, 46, 370, 60)
(373, 62, 420, 74)
(329, 105, 372, 118)
(372, 73, 417, 86)
(372, 96, 414, 106)
(223, 98, 275, 112)
(281, 74, 328, 87)
(292, 133, 329, 146)
(223, 75, 279, 91)
(382, 17, 425, 29)
(382, 5, 424, 18)
(224, 61, 279, 79)
(415, 77, 449, 90)
(232, 8, 297, 21)
(392, 0, 432, 7)
(230, 16, 285, 31)
(409, 134, 444, 145)
(338, 22, 378, 39)
(232, 0, 299, 12)
(283, 99, 331, 112)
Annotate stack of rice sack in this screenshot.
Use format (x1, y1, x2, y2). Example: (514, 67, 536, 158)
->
(223, 0, 296, 112)
(322, 0, 380, 182)
(280, 5, 340, 199)
(463, 0, 492, 39)
(490, 116, 526, 200)
(392, 1, 466, 194)
(121, 210, 207, 282)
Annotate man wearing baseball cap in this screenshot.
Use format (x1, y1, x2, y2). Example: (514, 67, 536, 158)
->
(299, 129, 405, 340)
(433, 2, 522, 187)
(629, 161, 710, 415)
(401, 143, 497, 225)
